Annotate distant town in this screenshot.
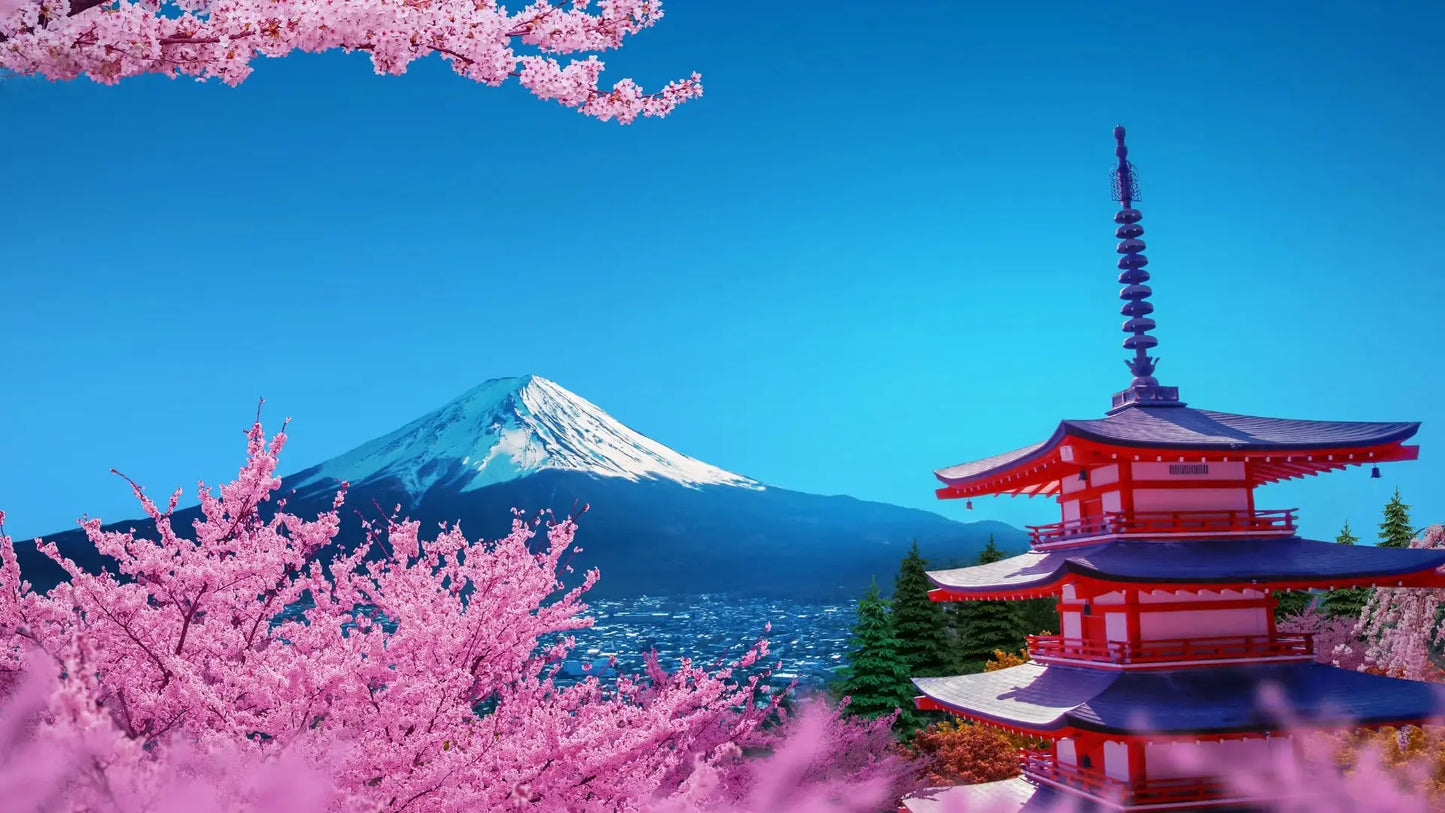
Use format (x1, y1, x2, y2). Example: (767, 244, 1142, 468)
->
(554, 594, 858, 695)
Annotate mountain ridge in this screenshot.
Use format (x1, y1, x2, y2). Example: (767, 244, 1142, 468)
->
(17, 376, 1022, 598)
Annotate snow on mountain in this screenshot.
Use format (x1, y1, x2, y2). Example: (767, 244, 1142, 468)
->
(288, 375, 763, 500)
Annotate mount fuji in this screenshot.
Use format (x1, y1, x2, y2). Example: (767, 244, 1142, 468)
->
(21, 376, 1021, 599)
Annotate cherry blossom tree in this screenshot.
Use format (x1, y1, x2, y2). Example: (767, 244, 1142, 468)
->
(1355, 524, 1445, 682)
(0, 0, 702, 123)
(0, 417, 915, 812)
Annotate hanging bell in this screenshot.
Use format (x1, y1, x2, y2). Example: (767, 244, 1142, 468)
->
(1371, 466, 1382, 479)
(965, 499, 974, 510)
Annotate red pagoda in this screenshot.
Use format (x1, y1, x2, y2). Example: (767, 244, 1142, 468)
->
(901, 128, 1445, 813)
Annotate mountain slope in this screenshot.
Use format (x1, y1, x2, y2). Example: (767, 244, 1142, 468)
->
(18, 377, 1022, 599)
(287, 375, 759, 499)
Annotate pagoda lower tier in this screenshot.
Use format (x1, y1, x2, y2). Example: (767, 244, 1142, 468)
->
(925, 536, 1445, 601)
(914, 661, 1445, 735)
(904, 540, 1445, 811)
(909, 661, 1445, 812)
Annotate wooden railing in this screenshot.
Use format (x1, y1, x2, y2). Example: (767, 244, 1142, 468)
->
(1027, 633, 1314, 665)
(1022, 750, 1234, 807)
(1027, 508, 1297, 546)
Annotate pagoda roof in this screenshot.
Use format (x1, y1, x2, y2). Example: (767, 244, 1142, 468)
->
(935, 405, 1419, 497)
(927, 537, 1445, 600)
(900, 779, 1099, 813)
(914, 661, 1445, 736)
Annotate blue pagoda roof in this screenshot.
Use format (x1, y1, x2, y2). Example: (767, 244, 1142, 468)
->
(935, 405, 1419, 487)
(914, 661, 1445, 735)
(1064, 406, 1418, 450)
(928, 536, 1445, 597)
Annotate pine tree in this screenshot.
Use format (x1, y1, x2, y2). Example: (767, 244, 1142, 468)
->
(1323, 520, 1372, 620)
(1379, 489, 1416, 549)
(1273, 590, 1313, 618)
(1016, 597, 1058, 636)
(947, 536, 1027, 673)
(834, 579, 916, 725)
(892, 540, 952, 679)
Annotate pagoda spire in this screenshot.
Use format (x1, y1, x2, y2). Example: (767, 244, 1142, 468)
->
(1108, 125, 1184, 414)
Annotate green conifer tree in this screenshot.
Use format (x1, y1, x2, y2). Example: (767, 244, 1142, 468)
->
(1323, 520, 1372, 619)
(891, 540, 951, 679)
(834, 579, 916, 726)
(1273, 589, 1312, 618)
(947, 535, 1027, 673)
(1379, 489, 1416, 548)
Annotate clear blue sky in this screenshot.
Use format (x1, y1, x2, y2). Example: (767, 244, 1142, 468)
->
(4, 0, 1444, 547)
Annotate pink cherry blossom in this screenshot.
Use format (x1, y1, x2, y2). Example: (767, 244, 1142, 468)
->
(0, 419, 914, 811)
(0, 0, 702, 123)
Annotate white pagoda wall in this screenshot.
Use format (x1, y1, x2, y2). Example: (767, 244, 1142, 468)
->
(1138, 608, 1268, 639)
(1127, 461, 1249, 515)
(1144, 737, 1294, 780)
(1131, 488, 1249, 512)
(1136, 589, 1269, 640)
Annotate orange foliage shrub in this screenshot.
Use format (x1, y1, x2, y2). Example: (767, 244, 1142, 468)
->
(984, 648, 1030, 672)
(1322, 725, 1445, 800)
(905, 720, 1022, 785)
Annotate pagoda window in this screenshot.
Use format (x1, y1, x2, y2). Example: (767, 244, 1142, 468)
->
(1057, 738, 1077, 766)
(1091, 464, 1120, 486)
(1062, 499, 1081, 522)
(1103, 740, 1130, 781)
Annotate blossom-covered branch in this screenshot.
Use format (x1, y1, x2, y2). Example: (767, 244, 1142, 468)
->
(0, 0, 702, 123)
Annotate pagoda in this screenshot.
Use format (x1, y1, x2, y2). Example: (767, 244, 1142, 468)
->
(900, 128, 1445, 813)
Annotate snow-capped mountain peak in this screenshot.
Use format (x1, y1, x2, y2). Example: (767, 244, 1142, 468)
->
(288, 375, 763, 499)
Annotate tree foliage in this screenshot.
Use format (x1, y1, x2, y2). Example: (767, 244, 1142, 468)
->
(946, 537, 1026, 674)
(890, 541, 950, 680)
(0, 419, 917, 812)
(834, 579, 915, 728)
(1353, 525, 1445, 681)
(0, 0, 702, 124)
(903, 720, 1019, 786)
(1379, 489, 1416, 549)
(1323, 520, 1372, 620)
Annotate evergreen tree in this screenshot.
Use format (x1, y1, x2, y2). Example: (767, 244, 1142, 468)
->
(891, 540, 952, 679)
(948, 536, 1027, 673)
(834, 579, 916, 726)
(1273, 589, 1313, 618)
(1016, 597, 1058, 636)
(977, 535, 1005, 565)
(1379, 489, 1416, 549)
(1323, 520, 1372, 620)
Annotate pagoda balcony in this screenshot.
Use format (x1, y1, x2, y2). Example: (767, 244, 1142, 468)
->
(1026, 633, 1314, 666)
(1027, 508, 1297, 547)
(1021, 750, 1234, 808)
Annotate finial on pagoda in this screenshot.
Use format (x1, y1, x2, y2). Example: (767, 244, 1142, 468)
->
(1108, 126, 1184, 414)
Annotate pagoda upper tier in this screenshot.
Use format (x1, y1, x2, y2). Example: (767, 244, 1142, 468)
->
(934, 405, 1419, 500)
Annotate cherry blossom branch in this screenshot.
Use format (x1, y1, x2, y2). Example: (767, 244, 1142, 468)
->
(0, 0, 701, 123)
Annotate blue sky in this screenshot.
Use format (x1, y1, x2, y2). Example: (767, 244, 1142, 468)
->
(3, 0, 1444, 549)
